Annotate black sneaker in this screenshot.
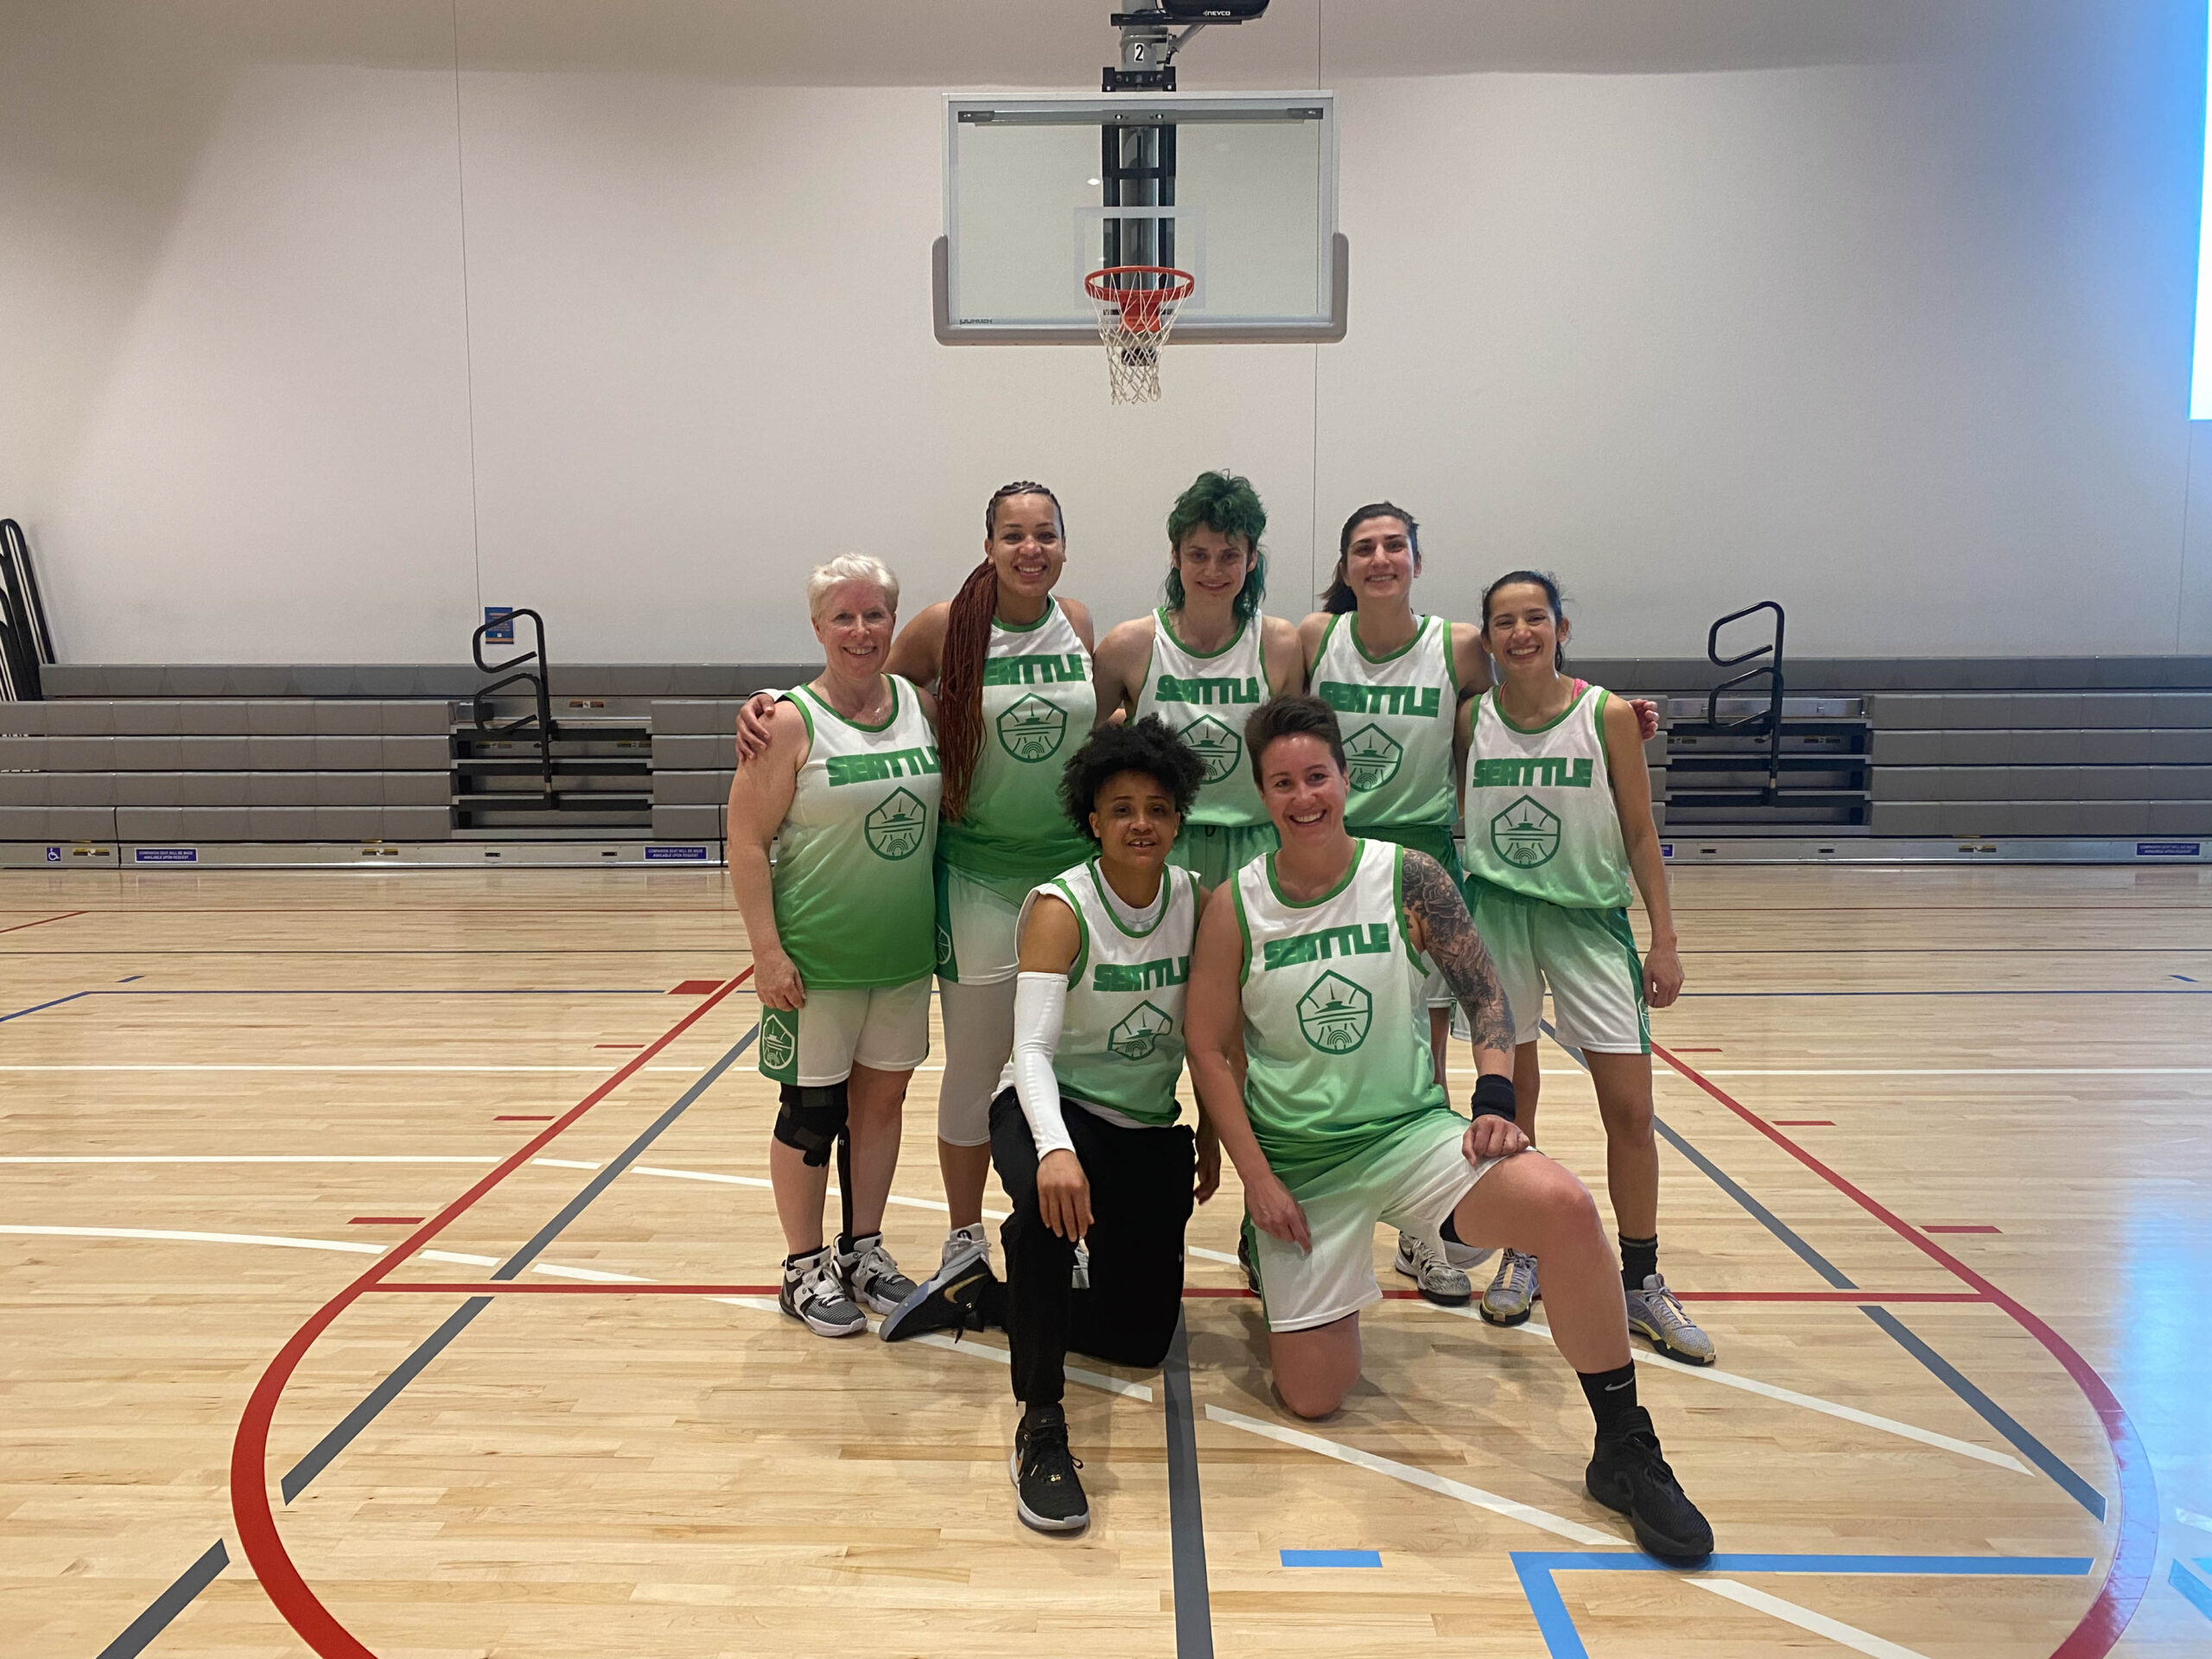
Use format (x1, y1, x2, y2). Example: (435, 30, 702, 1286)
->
(1585, 1406, 1713, 1561)
(1010, 1403, 1089, 1533)
(878, 1240, 996, 1343)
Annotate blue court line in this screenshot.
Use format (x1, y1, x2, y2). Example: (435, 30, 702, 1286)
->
(116, 975, 142, 983)
(2170, 1558, 2212, 1623)
(1280, 1549, 1381, 1567)
(2176, 975, 2201, 984)
(0, 989, 93, 1023)
(96, 1020, 760, 1658)
(1539, 1023, 2106, 1516)
(1509, 1551, 2092, 1659)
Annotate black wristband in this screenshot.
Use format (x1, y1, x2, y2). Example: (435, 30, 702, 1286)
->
(1471, 1072, 1517, 1124)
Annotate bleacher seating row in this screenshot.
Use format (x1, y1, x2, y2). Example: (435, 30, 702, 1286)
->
(1862, 693, 2211, 839)
(0, 700, 451, 843)
(0, 679, 2202, 851)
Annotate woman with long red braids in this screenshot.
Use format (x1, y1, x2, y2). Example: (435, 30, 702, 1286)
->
(740, 483, 1097, 1306)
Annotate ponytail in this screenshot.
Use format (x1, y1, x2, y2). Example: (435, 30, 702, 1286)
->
(940, 479, 1066, 820)
(935, 561, 999, 821)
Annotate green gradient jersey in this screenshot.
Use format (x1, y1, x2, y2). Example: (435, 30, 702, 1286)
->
(1463, 684, 1633, 909)
(1309, 613, 1459, 833)
(937, 599, 1096, 900)
(772, 682, 941, 988)
(1134, 609, 1269, 828)
(1023, 859, 1199, 1126)
(1232, 839, 1449, 1187)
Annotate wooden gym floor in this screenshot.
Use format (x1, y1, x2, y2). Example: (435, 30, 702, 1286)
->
(3, 862, 2209, 1658)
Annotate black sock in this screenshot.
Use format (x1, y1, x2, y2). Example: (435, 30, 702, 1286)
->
(1578, 1361, 1640, 1440)
(1619, 1234, 1658, 1294)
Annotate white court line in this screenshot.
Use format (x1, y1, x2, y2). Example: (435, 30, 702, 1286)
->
(0, 1064, 696, 1073)
(0, 1224, 386, 1255)
(1456, 1312, 2031, 1475)
(1205, 1403, 1613, 1543)
(0, 1224, 1144, 1399)
(3, 1156, 2020, 1470)
(1693, 1579, 1927, 1659)
(1205, 1405, 1933, 1659)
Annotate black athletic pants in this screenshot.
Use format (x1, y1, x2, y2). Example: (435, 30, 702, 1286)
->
(988, 1086, 1194, 1408)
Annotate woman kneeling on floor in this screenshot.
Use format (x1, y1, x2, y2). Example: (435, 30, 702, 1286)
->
(882, 716, 1223, 1535)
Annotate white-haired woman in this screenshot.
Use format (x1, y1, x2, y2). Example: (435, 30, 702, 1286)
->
(728, 555, 943, 1337)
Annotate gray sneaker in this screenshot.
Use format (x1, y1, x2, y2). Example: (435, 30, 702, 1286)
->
(1479, 1248, 1540, 1326)
(1625, 1273, 1717, 1365)
(1393, 1230, 1472, 1306)
(779, 1246, 866, 1338)
(837, 1232, 918, 1316)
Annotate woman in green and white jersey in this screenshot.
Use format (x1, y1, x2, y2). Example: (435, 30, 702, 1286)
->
(1459, 570, 1712, 1366)
(737, 484, 1103, 1302)
(727, 556, 939, 1338)
(880, 718, 1224, 1535)
(1095, 470, 1303, 888)
(1183, 694, 1714, 1562)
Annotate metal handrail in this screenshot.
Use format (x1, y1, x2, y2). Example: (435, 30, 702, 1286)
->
(1701, 601, 1785, 800)
(469, 608, 553, 798)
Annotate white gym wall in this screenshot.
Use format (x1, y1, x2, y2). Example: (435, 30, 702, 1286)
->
(3, 1, 2207, 664)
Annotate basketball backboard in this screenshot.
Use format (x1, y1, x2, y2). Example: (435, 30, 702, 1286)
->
(935, 92, 1344, 344)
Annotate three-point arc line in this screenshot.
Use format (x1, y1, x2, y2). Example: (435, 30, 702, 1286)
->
(226, 969, 753, 1659)
(1649, 1039, 2157, 1659)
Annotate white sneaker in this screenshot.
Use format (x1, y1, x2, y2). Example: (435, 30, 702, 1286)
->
(1392, 1230, 1472, 1306)
(779, 1246, 866, 1338)
(837, 1231, 918, 1316)
(943, 1222, 991, 1271)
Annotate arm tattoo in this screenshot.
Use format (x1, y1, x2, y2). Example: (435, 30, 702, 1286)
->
(1402, 852, 1516, 1053)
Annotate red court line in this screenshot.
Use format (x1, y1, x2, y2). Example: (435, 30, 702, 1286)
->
(228, 968, 753, 1659)
(0, 910, 86, 935)
(1651, 1039, 2156, 1659)
(370, 1282, 781, 1294)
(362, 1281, 1984, 1305)
(1671, 1290, 1982, 1304)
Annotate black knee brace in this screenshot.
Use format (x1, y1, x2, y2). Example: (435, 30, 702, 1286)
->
(773, 1082, 849, 1167)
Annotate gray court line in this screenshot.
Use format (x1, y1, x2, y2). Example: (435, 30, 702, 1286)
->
(1860, 1306, 2106, 1520)
(92, 1541, 228, 1659)
(97, 1022, 757, 1657)
(1160, 1313, 1215, 1658)
(1649, 1116, 1857, 1290)
(1539, 1020, 1855, 1289)
(1541, 1023, 2106, 1510)
(283, 1026, 757, 1497)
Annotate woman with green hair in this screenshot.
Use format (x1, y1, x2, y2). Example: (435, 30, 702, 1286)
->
(1094, 469, 1304, 889)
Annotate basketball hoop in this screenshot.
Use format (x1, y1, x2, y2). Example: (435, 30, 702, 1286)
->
(1084, 265, 1196, 404)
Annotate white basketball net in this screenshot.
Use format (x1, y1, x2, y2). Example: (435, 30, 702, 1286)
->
(1086, 269, 1193, 404)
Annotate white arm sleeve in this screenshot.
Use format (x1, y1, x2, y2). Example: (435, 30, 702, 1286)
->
(1012, 970, 1076, 1160)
